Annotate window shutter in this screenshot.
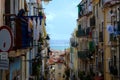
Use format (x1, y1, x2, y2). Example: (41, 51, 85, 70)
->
(15, 18, 22, 49)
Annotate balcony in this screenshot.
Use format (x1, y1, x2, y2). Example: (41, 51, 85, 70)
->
(78, 4, 83, 18)
(8, 49, 28, 58)
(85, 4, 93, 16)
(70, 38, 78, 47)
(85, 27, 90, 36)
(3, 14, 33, 50)
(115, 21, 120, 37)
(90, 16, 96, 27)
(76, 30, 86, 37)
(89, 41, 95, 52)
(76, 25, 86, 37)
(77, 51, 88, 60)
(110, 34, 116, 41)
(99, 32, 103, 42)
(103, 0, 120, 7)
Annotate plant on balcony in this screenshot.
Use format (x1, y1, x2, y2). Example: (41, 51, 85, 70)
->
(65, 68, 70, 80)
(110, 33, 117, 41)
(70, 37, 78, 47)
(78, 71, 85, 80)
(90, 16, 95, 27)
(38, 34, 44, 44)
(89, 41, 95, 52)
(38, 46, 42, 53)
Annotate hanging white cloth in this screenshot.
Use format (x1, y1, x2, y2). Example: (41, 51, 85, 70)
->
(28, 18, 33, 32)
(88, 5, 92, 12)
(39, 20, 43, 35)
(37, 18, 40, 40)
(39, 24, 42, 35)
(33, 18, 37, 40)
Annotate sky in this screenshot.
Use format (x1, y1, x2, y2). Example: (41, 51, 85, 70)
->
(43, 0, 81, 41)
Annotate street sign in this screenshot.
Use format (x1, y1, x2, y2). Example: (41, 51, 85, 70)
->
(0, 26, 13, 52)
(0, 52, 9, 70)
(0, 59, 9, 70)
(0, 52, 8, 60)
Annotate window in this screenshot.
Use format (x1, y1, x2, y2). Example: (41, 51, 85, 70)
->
(99, 23, 104, 42)
(58, 63, 62, 69)
(101, 0, 104, 6)
(113, 55, 116, 65)
(96, 4, 98, 18)
(99, 0, 102, 7)
(5, 0, 10, 26)
(58, 73, 61, 77)
(5, 0, 10, 14)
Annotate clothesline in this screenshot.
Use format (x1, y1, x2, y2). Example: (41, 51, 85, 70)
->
(3, 14, 44, 18)
(17, 16, 43, 19)
(24, 16, 43, 18)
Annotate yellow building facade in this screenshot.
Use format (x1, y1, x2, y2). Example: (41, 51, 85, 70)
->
(70, 0, 120, 80)
(0, 0, 5, 26)
(103, 1, 120, 80)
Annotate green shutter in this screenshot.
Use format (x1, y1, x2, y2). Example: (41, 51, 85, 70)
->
(77, 4, 82, 13)
(89, 41, 95, 52)
(78, 51, 88, 59)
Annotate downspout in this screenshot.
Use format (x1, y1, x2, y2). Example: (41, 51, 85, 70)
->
(103, 8, 106, 80)
(118, 6, 120, 80)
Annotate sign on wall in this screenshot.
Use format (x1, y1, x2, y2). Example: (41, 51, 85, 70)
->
(0, 26, 13, 52)
(0, 26, 13, 70)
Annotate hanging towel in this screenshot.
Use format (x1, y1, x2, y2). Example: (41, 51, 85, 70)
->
(37, 17, 40, 40)
(28, 18, 33, 45)
(33, 18, 37, 40)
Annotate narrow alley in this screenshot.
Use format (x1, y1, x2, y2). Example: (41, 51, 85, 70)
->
(0, 0, 120, 80)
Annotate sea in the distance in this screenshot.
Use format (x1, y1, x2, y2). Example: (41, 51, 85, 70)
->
(49, 40, 70, 51)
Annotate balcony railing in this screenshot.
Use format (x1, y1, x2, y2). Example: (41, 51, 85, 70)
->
(70, 38, 78, 47)
(88, 4, 92, 13)
(76, 25, 86, 37)
(3, 14, 33, 50)
(99, 32, 103, 42)
(85, 4, 93, 16)
(110, 33, 117, 42)
(78, 4, 83, 18)
(86, 27, 90, 36)
(90, 16, 96, 27)
(78, 51, 88, 59)
(89, 41, 95, 52)
(103, 0, 120, 7)
(115, 21, 120, 36)
(76, 30, 86, 37)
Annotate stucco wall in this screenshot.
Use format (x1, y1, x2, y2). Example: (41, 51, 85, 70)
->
(0, 0, 5, 26)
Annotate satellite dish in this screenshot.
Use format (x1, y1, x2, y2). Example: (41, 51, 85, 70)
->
(0, 26, 13, 52)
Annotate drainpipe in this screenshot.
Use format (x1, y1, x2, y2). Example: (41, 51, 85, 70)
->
(118, 6, 120, 80)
